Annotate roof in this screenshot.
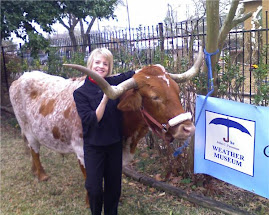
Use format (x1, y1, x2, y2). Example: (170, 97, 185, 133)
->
(241, 0, 262, 3)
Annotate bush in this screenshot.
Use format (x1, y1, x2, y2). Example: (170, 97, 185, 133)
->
(217, 52, 245, 101)
(252, 47, 269, 106)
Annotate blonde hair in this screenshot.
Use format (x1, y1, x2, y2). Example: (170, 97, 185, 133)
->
(87, 48, 114, 76)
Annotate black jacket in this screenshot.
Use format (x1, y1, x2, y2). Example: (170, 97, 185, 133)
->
(73, 71, 135, 147)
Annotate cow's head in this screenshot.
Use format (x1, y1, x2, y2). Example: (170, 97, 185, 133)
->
(64, 47, 203, 143)
(117, 64, 194, 142)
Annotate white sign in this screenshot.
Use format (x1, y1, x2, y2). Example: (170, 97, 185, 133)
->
(205, 111, 255, 176)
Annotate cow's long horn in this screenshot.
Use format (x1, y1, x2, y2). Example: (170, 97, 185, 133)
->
(169, 47, 203, 83)
(63, 64, 137, 99)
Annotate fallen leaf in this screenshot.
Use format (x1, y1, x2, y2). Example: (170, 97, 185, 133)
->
(155, 174, 162, 181)
(171, 176, 182, 184)
(149, 187, 156, 193)
(141, 152, 149, 158)
(158, 192, 165, 196)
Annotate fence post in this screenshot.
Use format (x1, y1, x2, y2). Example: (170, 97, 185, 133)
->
(158, 23, 164, 63)
(1, 46, 9, 91)
(264, 11, 268, 106)
(88, 34, 92, 53)
(19, 43, 23, 64)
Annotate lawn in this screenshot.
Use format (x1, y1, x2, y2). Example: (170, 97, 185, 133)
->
(1, 115, 218, 215)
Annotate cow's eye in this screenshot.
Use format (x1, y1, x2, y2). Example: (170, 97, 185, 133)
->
(152, 96, 159, 101)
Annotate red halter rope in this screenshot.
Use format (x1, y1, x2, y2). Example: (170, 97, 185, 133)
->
(140, 106, 172, 143)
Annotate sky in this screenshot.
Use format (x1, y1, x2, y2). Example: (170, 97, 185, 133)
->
(92, 0, 195, 30)
(11, 0, 196, 44)
(52, 0, 196, 34)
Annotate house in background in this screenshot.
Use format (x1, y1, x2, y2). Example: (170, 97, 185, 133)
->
(243, 0, 261, 30)
(241, 0, 268, 64)
(242, 0, 268, 30)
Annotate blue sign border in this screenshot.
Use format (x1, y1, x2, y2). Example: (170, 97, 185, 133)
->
(194, 95, 269, 199)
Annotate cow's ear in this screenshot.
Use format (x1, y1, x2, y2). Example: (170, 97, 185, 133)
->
(117, 90, 142, 111)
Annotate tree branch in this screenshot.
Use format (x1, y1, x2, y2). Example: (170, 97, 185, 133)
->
(217, 0, 252, 56)
(59, 18, 70, 30)
(86, 17, 96, 35)
(232, 12, 252, 28)
(71, 15, 79, 29)
(1, 106, 15, 116)
(218, 0, 239, 47)
(123, 166, 251, 215)
(225, 0, 240, 25)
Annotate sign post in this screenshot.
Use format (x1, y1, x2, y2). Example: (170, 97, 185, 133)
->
(194, 95, 269, 199)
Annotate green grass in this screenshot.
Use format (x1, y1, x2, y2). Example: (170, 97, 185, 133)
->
(1, 130, 88, 214)
(1, 117, 218, 215)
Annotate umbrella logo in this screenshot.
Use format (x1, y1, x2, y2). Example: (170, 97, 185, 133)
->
(209, 117, 251, 142)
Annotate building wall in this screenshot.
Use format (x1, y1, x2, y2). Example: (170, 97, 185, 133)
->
(262, 0, 268, 64)
(242, 0, 268, 65)
(262, 0, 268, 28)
(243, 0, 262, 30)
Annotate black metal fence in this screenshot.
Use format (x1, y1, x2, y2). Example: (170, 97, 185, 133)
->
(2, 12, 268, 106)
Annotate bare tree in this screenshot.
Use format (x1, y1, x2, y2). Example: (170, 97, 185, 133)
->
(205, 0, 252, 97)
(59, 13, 80, 51)
(56, 0, 118, 52)
(79, 17, 96, 53)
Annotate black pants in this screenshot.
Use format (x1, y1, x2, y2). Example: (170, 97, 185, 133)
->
(84, 142, 122, 215)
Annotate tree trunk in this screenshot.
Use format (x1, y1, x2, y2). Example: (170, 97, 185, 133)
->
(205, 0, 220, 97)
(69, 28, 78, 52)
(185, 136, 195, 176)
(81, 17, 96, 54)
(80, 19, 87, 54)
(203, 0, 252, 97)
(59, 13, 79, 52)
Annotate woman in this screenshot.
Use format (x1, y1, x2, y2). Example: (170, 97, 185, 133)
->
(73, 48, 135, 215)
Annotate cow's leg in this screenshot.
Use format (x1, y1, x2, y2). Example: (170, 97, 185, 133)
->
(23, 133, 49, 181)
(30, 148, 50, 181)
(78, 160, 89, 207)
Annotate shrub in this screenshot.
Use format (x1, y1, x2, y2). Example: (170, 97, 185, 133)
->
(252, 49, 269, 106)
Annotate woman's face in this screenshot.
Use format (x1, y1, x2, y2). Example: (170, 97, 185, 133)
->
(90, 54, 109, 78)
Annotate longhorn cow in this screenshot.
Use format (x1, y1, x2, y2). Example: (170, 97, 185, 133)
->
(9, 48, 203, 187)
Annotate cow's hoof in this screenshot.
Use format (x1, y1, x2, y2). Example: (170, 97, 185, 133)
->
(38, 174, 50, 181)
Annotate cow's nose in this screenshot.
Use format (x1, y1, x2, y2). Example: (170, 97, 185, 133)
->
(183, 124, 195, 134)
(170, 122, 195, 140)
